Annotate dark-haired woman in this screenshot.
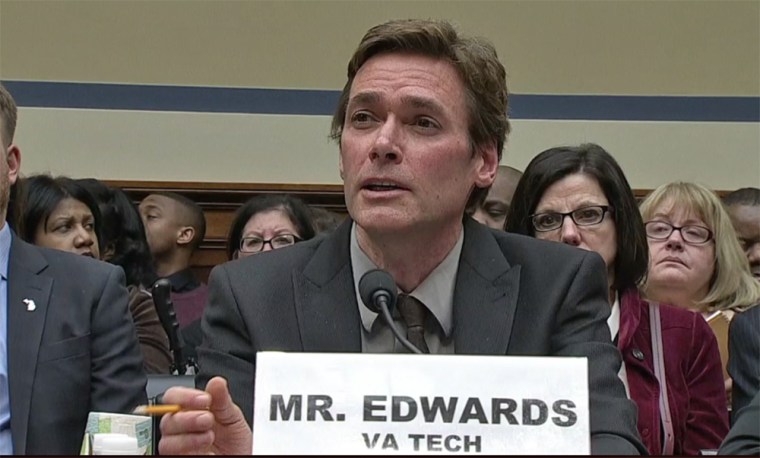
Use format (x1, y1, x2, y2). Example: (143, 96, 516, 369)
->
(21, 175, 170, 373)
(226, 194, 315, 260)
(506, 143, 728, 455)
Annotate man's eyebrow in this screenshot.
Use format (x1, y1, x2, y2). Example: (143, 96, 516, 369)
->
(400, 95, 446, 115)
(347, 91, 381, 109)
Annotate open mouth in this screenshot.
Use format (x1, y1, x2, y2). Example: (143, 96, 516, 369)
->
(362, 181, 406, 192)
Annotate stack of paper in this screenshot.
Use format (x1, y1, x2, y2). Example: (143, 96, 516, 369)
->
(79, 412, 152, 455)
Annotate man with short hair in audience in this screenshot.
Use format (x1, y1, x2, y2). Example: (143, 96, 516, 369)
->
(724, 187, 760, 281)
(158, 19, 644, 455)
(139, 192, 208, 327)
(467, 164, 522, 229)
(139, 192, 208, 359)
(723, 188, 760, 416)
(0, 84, 146, 454)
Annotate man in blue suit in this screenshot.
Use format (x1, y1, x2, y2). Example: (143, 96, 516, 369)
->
(0, 83, 147, 454)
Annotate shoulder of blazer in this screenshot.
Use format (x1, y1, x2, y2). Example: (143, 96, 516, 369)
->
(487, 223, 594, 269)
(10, 233, 119, 282)
(219, 218, 351, 288)
(8, 234, 48, 275)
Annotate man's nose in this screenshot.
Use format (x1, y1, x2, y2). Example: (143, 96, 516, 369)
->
(559, 216, 582, 247)
(369, 118, 402, 163)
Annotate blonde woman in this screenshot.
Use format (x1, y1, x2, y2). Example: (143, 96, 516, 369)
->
(640, 181, 760, 415)
(640, 181, 760, 315)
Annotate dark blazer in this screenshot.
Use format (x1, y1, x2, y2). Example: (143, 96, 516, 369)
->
(719, 390, 760, 455)
(197, 218, 646, 455)
(728, 305, 760, 416)
(7, 235, 148, 454)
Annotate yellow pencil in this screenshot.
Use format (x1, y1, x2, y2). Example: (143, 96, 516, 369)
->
(133, 404, 182, 415)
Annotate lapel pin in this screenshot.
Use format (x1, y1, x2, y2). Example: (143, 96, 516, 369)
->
(23, 298, 36, 311)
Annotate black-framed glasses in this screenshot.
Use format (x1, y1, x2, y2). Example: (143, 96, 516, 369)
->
(239, 234, 301, 253)
(644, 221, 713, 245)
(530, 205, 613, 232)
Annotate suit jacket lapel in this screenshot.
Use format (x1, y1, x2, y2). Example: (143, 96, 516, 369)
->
(7, 236, 52, 454)
(293, 220, 361, 352)
(454, 219, 520, 355)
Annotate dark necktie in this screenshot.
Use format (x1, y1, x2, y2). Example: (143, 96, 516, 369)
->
(396, 294, 430, 354)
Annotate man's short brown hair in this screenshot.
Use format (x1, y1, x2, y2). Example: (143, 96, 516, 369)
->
(0, 83, 18, 148)
(330, 19, 511, 209)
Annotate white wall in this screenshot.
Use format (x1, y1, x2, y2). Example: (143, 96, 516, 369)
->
(2, 0, 759, 190)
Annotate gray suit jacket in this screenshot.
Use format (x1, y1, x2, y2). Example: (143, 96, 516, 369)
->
(719, 390, 760, 455)
(728, 305, 760, 416)
(7, 235, 147, 454)
(197, 218, 646, 454)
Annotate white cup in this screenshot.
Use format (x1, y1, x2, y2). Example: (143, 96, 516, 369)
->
(91, 433, 139, 455)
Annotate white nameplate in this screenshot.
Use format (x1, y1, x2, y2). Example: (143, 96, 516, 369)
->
(252, 352, 589, 455)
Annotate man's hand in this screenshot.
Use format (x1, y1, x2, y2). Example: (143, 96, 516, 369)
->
(158, 376, 252, 455)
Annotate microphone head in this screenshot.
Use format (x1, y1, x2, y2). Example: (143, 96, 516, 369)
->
(359, 269, 398, 313)
(151, 278, 171, 305)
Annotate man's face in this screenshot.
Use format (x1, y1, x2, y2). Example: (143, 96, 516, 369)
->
(0, 125, 20, 224)
(339, 52, 496, 237)
(727, 204, 760, 280)
(138, 194, 182, 257)
(471, 169, 520, 229)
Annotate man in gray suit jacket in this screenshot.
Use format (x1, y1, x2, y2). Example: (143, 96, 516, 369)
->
(728, 305, 760, 416)
(158, 19, 645, 455)
(0, 84, 147, 454)
(720, 390, 760, 455)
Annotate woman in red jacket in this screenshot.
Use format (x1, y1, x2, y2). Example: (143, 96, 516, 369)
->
(506, 143, 728, 455)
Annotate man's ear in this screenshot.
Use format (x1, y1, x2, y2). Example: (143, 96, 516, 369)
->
(6, 144, 21, 186)
(473, 141, 498, 189)
(176, 226, 196, 247)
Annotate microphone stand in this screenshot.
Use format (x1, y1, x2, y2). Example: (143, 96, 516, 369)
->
(360, 269, 423, 354)
(151, 279, 199, 375)
(375, 293, 423, 354)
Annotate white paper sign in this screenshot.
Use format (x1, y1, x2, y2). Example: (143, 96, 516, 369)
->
(253, 352, 589, 455)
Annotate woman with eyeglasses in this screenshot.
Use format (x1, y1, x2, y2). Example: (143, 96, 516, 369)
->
(639, 182, 760, 316)
(226, 194, 316, 260)
(505, 144, 728, 455)
(640, 182, 760, 418)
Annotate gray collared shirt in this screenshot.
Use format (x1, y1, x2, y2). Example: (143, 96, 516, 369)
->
(350, 222, 461, 353)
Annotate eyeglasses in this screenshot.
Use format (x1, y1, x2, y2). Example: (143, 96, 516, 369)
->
(530, 205, 613, 232)
(645, 221, 713, 245)
(239, 234, 301, 253)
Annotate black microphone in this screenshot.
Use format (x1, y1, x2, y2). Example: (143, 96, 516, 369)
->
(151, 278, 188, 375)
(359, 269, 423, 354)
